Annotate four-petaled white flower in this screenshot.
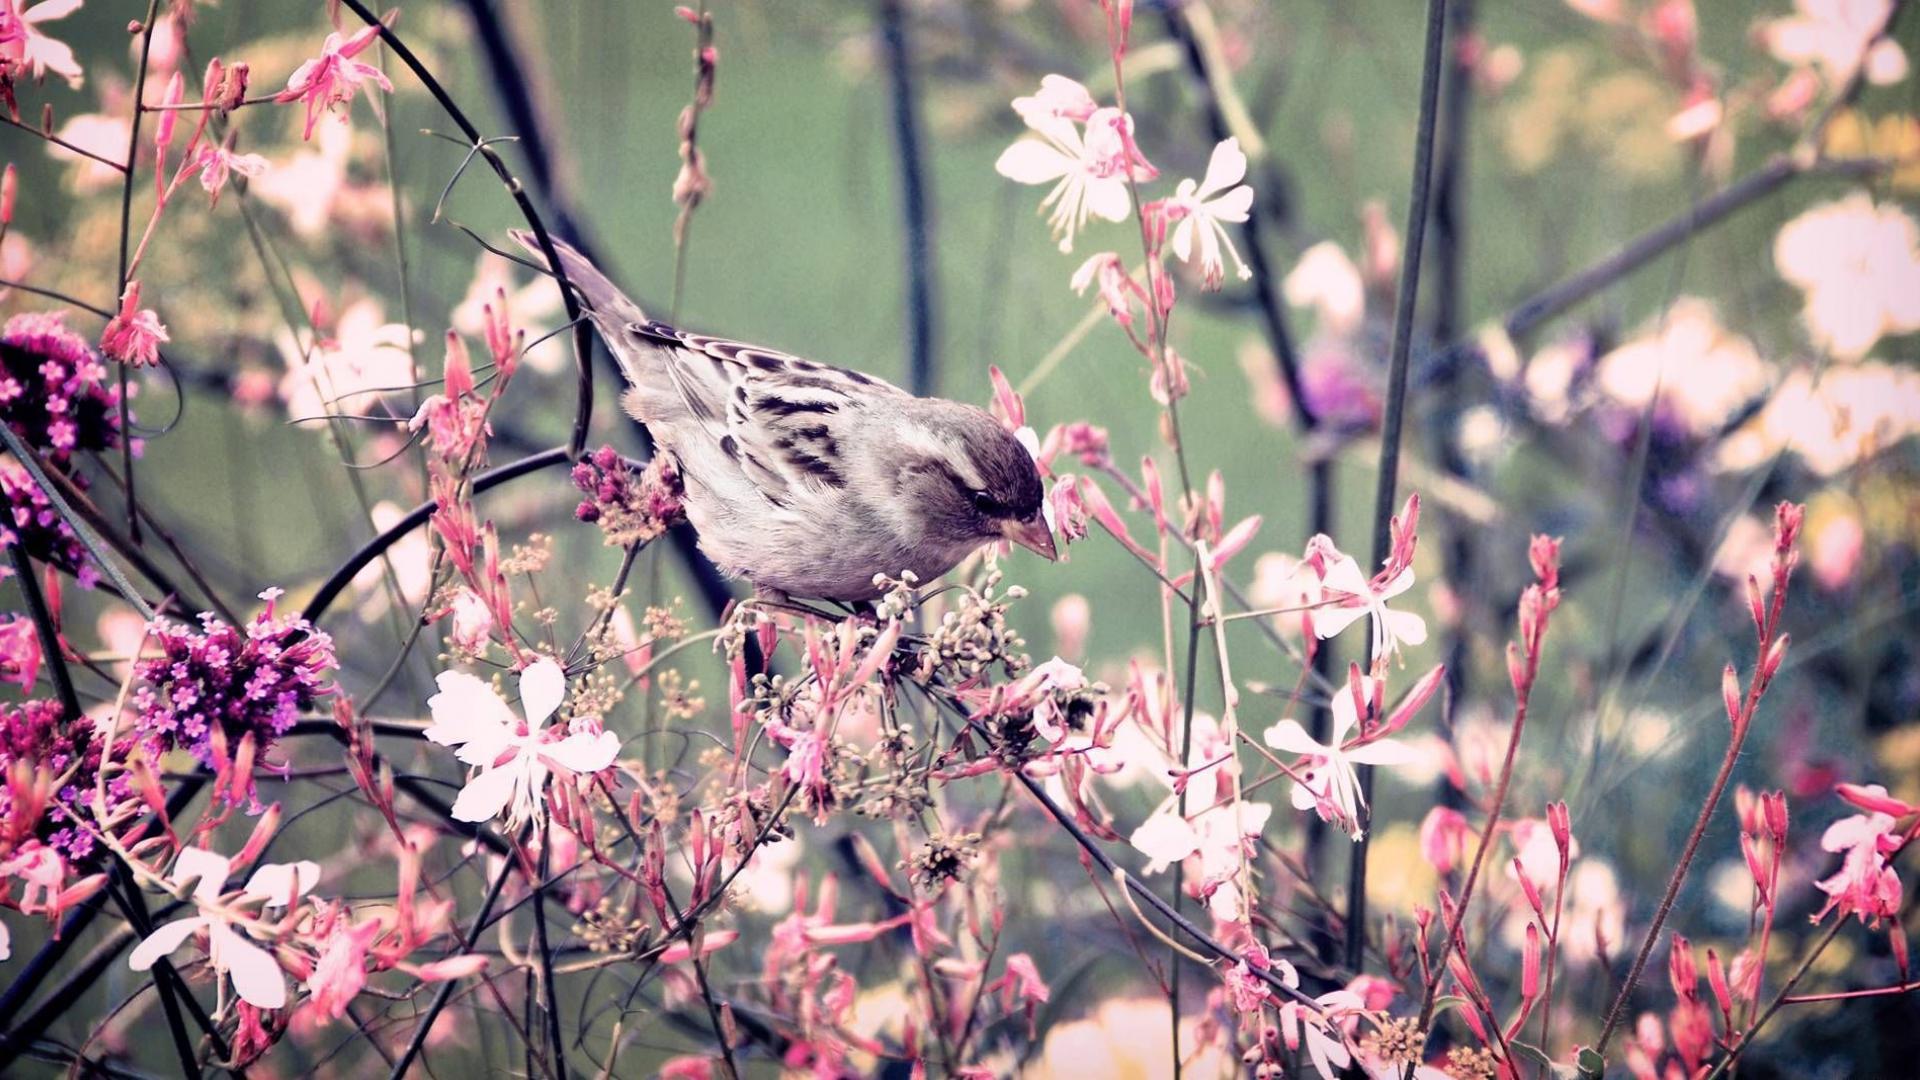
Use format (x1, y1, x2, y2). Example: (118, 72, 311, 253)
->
(1312, 551, 1427, 660)
(1169, 138, 1256, 288)
(129, 846, 319, 1010)
(996, 76, 1151, 254)
(1263, 678, 1416, 841)
(425, 658, 620, 828)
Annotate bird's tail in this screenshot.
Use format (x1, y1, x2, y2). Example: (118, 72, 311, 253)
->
(508, 229, 652, 387)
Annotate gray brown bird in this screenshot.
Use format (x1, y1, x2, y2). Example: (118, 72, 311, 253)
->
(513, 232, 1056, 602)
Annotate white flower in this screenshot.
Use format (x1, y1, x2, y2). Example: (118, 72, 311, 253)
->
(996, 80, 1149, 253)
(1278, 982, 1364, 1080)
(277, 296, 416, 421)
(1168, 138, 1255, 288)
(1284, 241, 1366, 336)
(1763, 0, 1907, 87)
(425, 659, 620, 828)
(1773, 193, 1920, 360)
(1312, 551, 1427, 660)
(129, 846, 319, 1010)
(1263, 677, 1416, 841)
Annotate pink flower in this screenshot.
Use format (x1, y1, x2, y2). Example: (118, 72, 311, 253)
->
(1223, 957, 1272, 1013)
(1070, 250, 1145, 327)
(424, 658, 620, 828)
(194, 142, 270, 206)
(1284, 242, 1366, 337)
(99, 282, 168, 367)
(0, 612, 40, 690)
(0, 0, 85, 89)
(1813, 803, 1903, 926)
(304, 917, 380, 1020)
(1418, 806, 1470, 875)
(275, 21, 396, 140)
(1166, 138, 1255, 288)
(444, 587, 493, 654)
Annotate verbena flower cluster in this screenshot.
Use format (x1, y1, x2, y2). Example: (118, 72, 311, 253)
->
(0, 312, 134, 585)
(0, 697, 134, 865)
(130, 591, 338, 794)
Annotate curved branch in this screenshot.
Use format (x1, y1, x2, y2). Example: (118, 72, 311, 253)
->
(336, 0, 594, 459)
(301, 445, 570, 624)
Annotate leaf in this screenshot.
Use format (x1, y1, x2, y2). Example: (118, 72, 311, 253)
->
(1509, 1041, 1554, 1070)
(1431, 994, 1471, 1018)
(1577, 1047, 1606, 1080)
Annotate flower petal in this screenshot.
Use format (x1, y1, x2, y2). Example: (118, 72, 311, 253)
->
(1346, 738, 1419, 767)
(518, 659, 567, 729)
(213, 921, 287, 1009)
(1197, 138, 1249, 199)
(995, 140, 1072, 185)
(171, 846, 232, 902)
(450, 762, 520, 824)
(542, 730, 620, 774)
(1262, 718, 1323, 756)
(244, 860, 321, 906)
(425, 671, 516, 747)
(129, 916, 205, 972)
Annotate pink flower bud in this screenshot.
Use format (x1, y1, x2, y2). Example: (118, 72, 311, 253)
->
(1740, 833, 1771, 907)
(1722, 663, 1743, 731)
(1667, 932, 1697, 999)
(1547, 800, 1572, 864)
(1735, 784, 1761, 836)
(1763, 790, 1789, 843)
(1, 163, 16, 225)
(1522, 922, 1542, 999)
(1528, 534, 1562, 590)
(1760, 633, 1790, 682)
(1705, 948, 1734, 1022)
(1894, 926, 1911, 982)
(1514, 856, 1547, 922)
(1835, 783, 1917, 818)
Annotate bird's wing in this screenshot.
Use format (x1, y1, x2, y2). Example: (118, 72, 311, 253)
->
(626, 322, 908, 506)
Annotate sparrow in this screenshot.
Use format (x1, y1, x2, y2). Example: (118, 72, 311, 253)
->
(511, 231, 1056, 602)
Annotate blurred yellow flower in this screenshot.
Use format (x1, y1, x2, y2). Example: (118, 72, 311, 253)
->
(1823, 109, 1920, 192)
(1026, 997, 1231, 1079)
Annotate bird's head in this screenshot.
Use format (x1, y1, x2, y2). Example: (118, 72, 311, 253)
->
(892, 404, 1056, 561)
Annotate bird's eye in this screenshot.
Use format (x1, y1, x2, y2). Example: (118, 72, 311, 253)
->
(971, 491, 1001, 516)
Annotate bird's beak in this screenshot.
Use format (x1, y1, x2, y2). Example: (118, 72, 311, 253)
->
(1004, 516, 1058, 561)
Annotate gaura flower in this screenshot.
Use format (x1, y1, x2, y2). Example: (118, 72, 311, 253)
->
(425, 658, 620, 828)
(193, 141, 270, 206)
(1312, 547, 1427, 660)
(1263, 673, 1417, 840)
(0, 0, 85, 89)
(129, 846, 319, 1010)
(1167, 137, 1255, 288)
(276, 297, 414, 420)
(274, 20, 396, 141)
(1813, 790, 1904, 926)
(996, 76, 1153, 253)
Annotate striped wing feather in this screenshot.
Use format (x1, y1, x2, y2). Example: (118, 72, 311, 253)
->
(624, 321, 907, 506)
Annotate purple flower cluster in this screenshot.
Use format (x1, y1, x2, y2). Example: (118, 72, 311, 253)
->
(571, 444, 683, 547)
(0, 698, 133, 864)
(1, 459, 95, 585)
(130, 590, 339, 795)
(0, 312, 136, 585)
(0, 312, 128, 466)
